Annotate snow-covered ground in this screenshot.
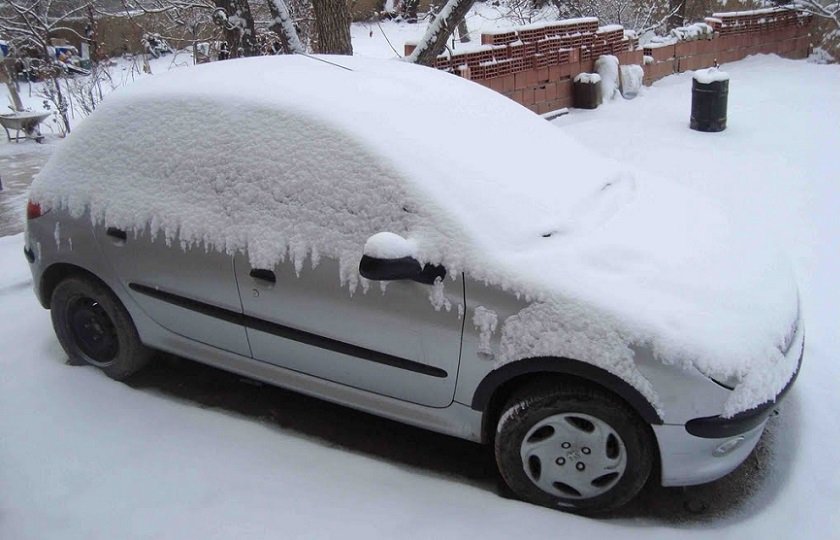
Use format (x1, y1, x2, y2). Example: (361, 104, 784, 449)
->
(0, 18, 838, 540)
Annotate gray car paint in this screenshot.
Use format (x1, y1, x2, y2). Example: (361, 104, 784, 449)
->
(233, 251, 464, 408)
(26, 204, 792, 488)
(96, 225, 251, 357)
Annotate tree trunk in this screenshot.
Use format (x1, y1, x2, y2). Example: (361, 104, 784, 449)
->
(457, 18, 470, 43)
(5, 81, 24, 112)
(407, 0, 477, 66)
(266, 0, 305, 54)
(311, 0, 353, 55)
(667, 0, 687, 30)
(403, 0, 420, 23)
(214, 0, 259, 57)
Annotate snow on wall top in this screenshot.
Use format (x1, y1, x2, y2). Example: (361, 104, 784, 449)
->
(31, 55, 799, 414)
(712, 7, 792, 17)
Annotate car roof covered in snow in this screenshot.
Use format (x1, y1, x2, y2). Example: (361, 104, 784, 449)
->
(100, 54, 608, 242)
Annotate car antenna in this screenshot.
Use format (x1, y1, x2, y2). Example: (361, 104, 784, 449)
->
(295, 52, 354, 72)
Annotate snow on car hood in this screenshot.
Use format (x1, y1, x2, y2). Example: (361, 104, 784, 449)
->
(30, 55, 799, 415)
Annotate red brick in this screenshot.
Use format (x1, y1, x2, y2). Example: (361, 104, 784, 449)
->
(716, 35, 736, 51)
(694, 40, 713, 56)
(502, 74, 516, 93)
(556, 97, 573, 110)
(644, 43, 675, 62)
(515, 69, 535, 90)
(559, 63, 573, 78)
(534, 85, 547, 103)
(557, 79, 573, 99)
(548, 65, 561, 81)
(523, 88, 536, 105)
(535, 67, 550, 83)
(545, 81, 558, 101)
(675, 41, 693, 58)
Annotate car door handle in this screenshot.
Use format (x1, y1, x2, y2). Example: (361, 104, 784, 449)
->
(249, 268, 276, 283)
(106, 227, 127, 245)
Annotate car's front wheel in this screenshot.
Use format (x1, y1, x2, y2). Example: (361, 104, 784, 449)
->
(51, 275, 152, 380)
(495, 379, 654, 514)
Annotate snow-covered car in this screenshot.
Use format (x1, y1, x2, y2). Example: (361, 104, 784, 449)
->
(24, 55, 803, 514)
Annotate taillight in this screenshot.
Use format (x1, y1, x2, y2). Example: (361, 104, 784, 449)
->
(26, 200, 43, 220)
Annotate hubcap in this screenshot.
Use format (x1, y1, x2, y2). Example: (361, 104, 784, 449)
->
(520, 412, 627, 499)
(68, 297, 119, 365)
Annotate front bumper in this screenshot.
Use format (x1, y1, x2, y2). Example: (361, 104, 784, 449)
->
(655, 328, 804, 487)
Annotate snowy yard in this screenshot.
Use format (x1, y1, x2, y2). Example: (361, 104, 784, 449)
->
(1, 46, 838, 540)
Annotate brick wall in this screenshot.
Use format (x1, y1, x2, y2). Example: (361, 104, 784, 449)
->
(408, 8, 812, 115)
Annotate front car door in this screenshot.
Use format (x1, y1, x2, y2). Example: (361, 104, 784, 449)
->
(234, 253, 464, 408)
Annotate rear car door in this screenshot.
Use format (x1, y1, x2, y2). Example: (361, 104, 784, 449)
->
(96, 226, 251, 357)
(234, 253, 464, 408)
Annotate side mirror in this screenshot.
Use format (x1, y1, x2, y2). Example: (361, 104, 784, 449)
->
(359, 233, 446, 285)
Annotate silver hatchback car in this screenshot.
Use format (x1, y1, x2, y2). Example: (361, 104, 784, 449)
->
(24, 55, 802, 514)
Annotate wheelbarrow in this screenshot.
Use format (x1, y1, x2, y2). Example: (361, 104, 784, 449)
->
(0, 111, 50, 143)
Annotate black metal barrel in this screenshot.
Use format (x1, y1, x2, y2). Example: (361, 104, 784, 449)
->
(574, 78, 602, 110)
(690, 78, 728, 132)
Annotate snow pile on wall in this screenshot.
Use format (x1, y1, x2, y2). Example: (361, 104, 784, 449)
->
(31, 55, 800, 415)
(619, 65, 644, 97)
(670, 22, 714, 42)
(595, 55, 620, 102)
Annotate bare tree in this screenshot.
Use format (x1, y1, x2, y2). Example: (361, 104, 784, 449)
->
(552, 0, 677, 34)
(213, 0, 258, 56)
(116, 0, 312, 56)
(266, 0, 305, 53)
(791, 0, 840, 30)
(667, 0, 686, 30)
(0, 0, 97, 132)
(407, 0, 477, 65)
(310, 0, 352, 54)
(114, 1, 221, 64)
(117, 0, 263, 58)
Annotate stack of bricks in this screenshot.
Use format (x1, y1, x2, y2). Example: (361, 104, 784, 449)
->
(405, 8, 811, 114)
(405, 17, 642, 114)
(643, 8, 811, 85)
(706, 8, 811, 64)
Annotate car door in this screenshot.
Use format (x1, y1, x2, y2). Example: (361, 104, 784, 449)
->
(96, 225, 251, 357)
(234, 252, 464, 407)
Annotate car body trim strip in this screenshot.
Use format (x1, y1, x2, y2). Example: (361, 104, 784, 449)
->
(128, 282, 448, 378)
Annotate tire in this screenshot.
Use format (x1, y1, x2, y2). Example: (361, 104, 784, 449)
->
(50, 275, 152, 380)
(494, 379, 653, 514)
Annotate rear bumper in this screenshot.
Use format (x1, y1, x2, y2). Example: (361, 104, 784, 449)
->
(656, 329, 803, 487)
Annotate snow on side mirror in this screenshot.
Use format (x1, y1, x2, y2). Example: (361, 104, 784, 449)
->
(359, 232, 445, 285)
(363, 232, 417, 260)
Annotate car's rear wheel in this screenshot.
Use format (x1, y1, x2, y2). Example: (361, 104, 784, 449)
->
(51, 276, 151, 380)
(495, 379, 653, 514)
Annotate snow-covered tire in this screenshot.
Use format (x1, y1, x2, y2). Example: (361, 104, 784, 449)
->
(50, 276, 152, 380)
(494, 379, 653, 514)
